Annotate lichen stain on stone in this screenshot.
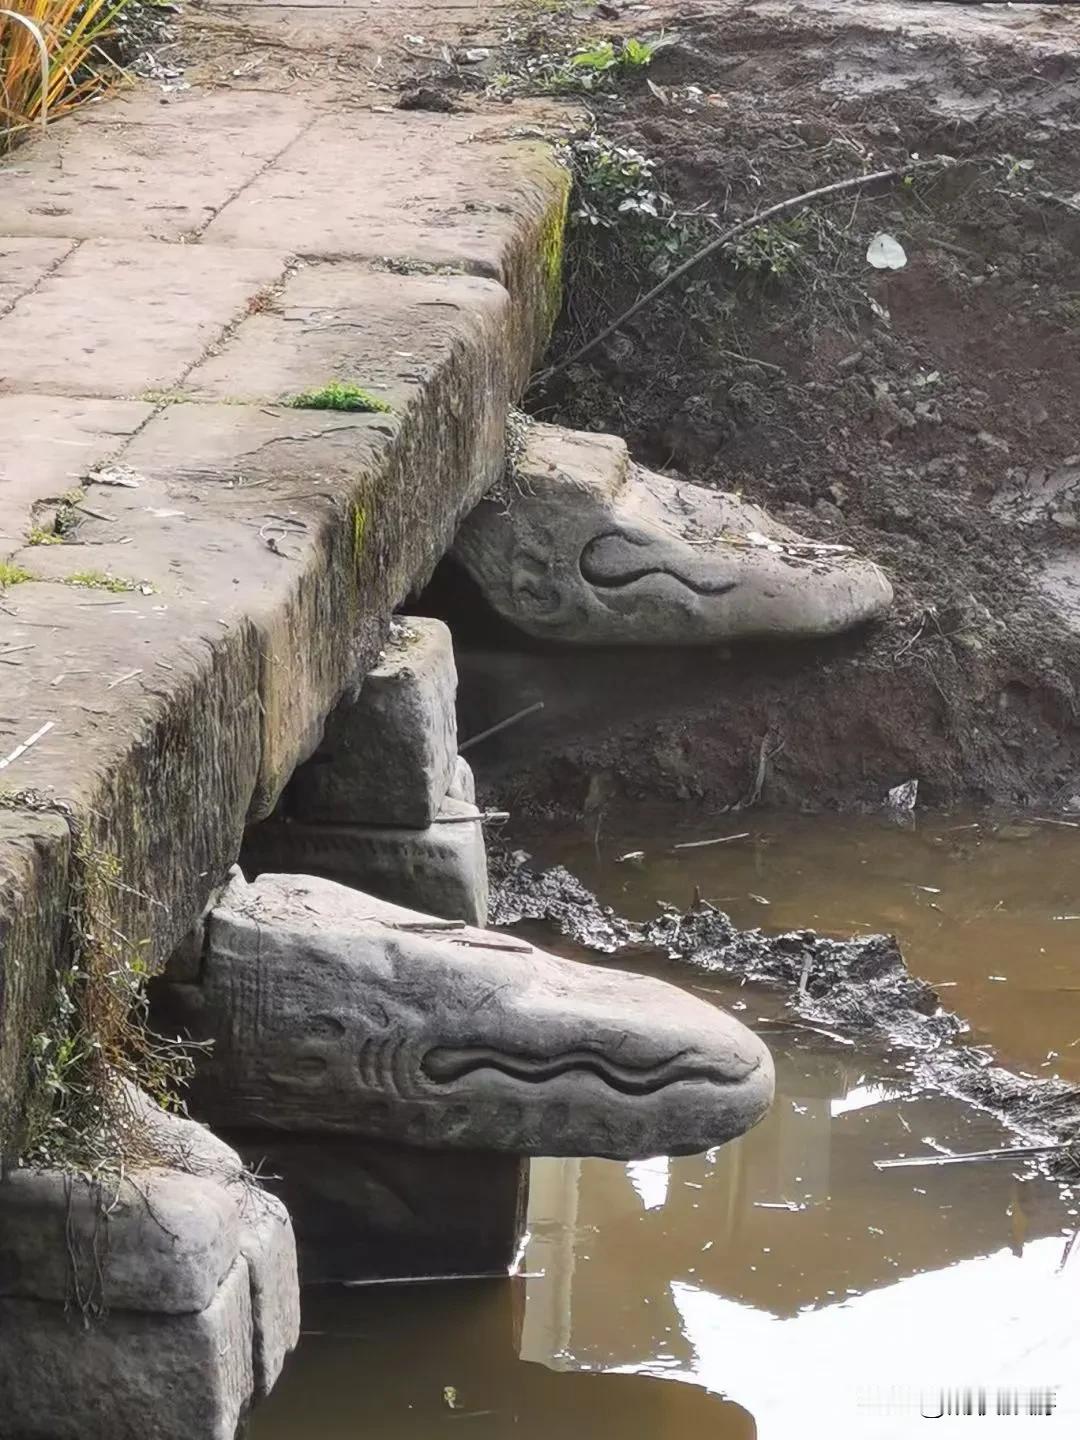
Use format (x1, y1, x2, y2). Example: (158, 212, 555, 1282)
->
(351, 501, 368, 575)
(537, 166, 572, 341)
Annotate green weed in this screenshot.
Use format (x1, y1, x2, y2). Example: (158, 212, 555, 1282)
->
(568, 136, 702, 277)
(287, 381, 393, 413)
(64, 570, 139, 593)
(21, 835, 201, 1182)
(0, 561, 32, 587)
(730, 216, 812, 278)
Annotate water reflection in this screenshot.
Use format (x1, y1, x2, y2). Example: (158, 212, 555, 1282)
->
(251, 1280, 755, 1439)
(520, 1029, 1079, 1435)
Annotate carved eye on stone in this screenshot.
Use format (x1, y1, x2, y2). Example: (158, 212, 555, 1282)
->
(511, 555, 563, 616)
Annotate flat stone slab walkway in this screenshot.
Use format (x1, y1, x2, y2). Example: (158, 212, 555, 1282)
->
(0, 0, 573, 1149)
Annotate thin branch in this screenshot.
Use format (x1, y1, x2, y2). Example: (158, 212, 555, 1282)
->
(532, 161, 935, 390)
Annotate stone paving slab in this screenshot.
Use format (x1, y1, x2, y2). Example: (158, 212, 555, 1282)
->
(201, 109, 564, 269)
(0, 240, 287, 397)
(0, 91, 315, 242)
(196, 0, 512, 53)
(0, 238, 74, 314)
(0, 395, 152, 546)
(0, 580, 265, 965)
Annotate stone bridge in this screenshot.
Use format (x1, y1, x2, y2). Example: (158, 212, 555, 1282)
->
(0, 0, 909, 1428)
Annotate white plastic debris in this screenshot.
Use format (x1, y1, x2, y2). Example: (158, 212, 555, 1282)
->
(887, 778, 919, 810)
(867, 232, 908, 270)
(88, 464, 142, 488)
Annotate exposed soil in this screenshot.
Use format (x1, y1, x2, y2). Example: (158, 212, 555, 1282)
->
(448, 1, 1080, 817)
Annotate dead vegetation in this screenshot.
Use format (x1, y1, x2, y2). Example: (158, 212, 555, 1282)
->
(17, 822, 201, 1176)
(0, 0, 132, 150)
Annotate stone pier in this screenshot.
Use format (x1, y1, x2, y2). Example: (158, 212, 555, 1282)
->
(243, 619, 490, 924)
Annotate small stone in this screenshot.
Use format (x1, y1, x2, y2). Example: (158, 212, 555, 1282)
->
(977, 431, 1009, 452)
(396, 88, 456, 113)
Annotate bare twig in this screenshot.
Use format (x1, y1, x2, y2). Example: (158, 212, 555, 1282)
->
(716, 348, 786, 375)
(735, 731, 783, 811)
(672, 832, 751, 851)
(107, 669, 142, 690)
(874, 1143, 1067, 1170)
(429, 810, 511, 825)
(531, 162, 935, 389)
(459, 700, 544, 753)
(0, 720, 55, 771)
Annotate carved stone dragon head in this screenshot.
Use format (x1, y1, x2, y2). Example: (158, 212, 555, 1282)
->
(452, 423, 893, 645)
(161, 871, 774, 1161)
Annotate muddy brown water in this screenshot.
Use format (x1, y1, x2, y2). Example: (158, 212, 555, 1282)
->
(252, 812, 1080, 1438)
(522, 809, 1080, 1085)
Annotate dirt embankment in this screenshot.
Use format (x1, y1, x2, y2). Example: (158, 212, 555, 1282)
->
(451, 4, 1080, 818)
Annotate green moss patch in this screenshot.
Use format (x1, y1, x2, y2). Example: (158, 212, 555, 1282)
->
(287, 381, 393, 413)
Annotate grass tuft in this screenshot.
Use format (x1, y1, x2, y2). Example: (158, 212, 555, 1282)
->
(0, 560, 33, 587)
(0, 0, 132, 151)
(287, 381, 393, 413)
(21, 833, 202, 1184)
(64, 570, 139, 593)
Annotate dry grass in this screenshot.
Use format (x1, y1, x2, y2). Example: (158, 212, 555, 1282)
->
(0, 0, 130, 149)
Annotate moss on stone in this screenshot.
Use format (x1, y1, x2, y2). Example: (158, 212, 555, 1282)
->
(351, 501, 368, 573)
(287, 382, 393, 413)
(537, 168, 571, 340)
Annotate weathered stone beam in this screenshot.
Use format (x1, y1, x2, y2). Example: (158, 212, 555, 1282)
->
(242, 799, 490, 926)
(0, 98, 571, 1151)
